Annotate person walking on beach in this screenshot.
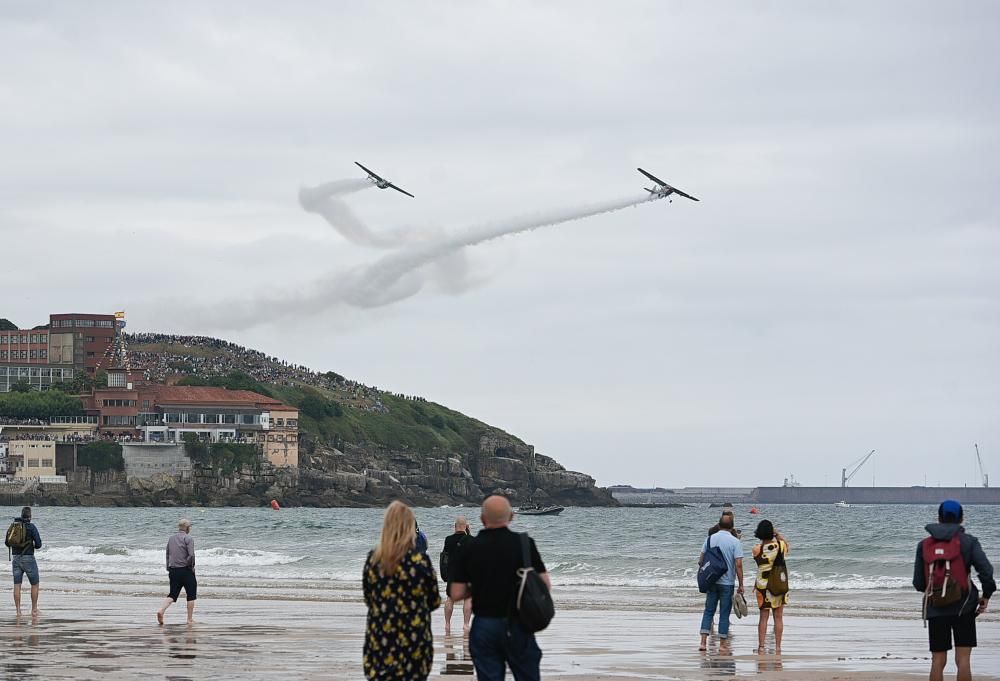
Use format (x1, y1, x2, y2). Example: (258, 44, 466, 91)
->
(157, 518, 197, 625)
(751, 520, 789, 654)
(698, 513, 744, 651)
(6, 506, 42, 616)
(449, 495, 550, 681)
(913, 500, 994, 681)
(441, 516, 473, 636)
(363, 501, 440, 681)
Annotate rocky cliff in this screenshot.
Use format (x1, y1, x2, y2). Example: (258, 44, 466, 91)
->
(10, 433, 615, 508)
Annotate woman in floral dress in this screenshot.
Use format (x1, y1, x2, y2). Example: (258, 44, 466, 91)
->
(363, 501, 441, 680)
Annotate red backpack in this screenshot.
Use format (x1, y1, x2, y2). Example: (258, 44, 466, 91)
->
(921, 534, 969, 609)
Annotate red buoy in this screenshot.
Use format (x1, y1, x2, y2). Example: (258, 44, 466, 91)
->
(270, 499, 280, 510)
(749, 507, 760, 515)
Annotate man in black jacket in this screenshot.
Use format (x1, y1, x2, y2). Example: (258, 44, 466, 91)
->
(441, 516, 473, 635)
(449, 496, 550, 681)
(913, 500, 995, 681)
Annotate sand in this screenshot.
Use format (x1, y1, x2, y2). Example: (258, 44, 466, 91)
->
(1, 589, 997, 680)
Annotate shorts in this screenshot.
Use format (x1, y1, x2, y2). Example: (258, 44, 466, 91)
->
(12, 555, 39, 586)
(928, 613, 977, 652)
(168, 567, 198, 602)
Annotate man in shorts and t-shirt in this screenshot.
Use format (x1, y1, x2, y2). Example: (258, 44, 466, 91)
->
(913, 500, 994, 681)
(157, 518, 198, 625)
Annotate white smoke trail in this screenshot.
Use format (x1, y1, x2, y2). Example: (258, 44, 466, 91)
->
(299, 177, 433, 248)
(201, 193, 657, 328)
(345, 194, 652, 307)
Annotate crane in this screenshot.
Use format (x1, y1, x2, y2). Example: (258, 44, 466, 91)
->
(842, 450, 875, 488)
(975, 443, 989, 488)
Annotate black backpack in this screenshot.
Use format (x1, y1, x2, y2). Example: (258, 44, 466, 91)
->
(514, 533, 555, 633)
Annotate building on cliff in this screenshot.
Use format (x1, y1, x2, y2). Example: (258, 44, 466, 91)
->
(0, 312, 118, 391)
(80, 384, 299, 468)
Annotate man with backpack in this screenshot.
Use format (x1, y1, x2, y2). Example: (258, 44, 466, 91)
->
(698, 513, 744, 651)
(448, 496, 551, 681)
(913, 500, 994, 681)
(5, 506, 42, 617)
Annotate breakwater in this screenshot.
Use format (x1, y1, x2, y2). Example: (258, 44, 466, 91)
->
(752, 486, 1000, 505)
(610, 485, 1000, 505)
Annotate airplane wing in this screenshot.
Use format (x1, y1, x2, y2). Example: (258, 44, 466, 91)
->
(386, 182, 415, 198)
(354, 161, 383, 182)
(637, 167, 668, 187)
(668, 185, 699, 202)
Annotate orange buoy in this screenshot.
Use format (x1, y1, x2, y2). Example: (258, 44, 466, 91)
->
(270, 499, 281, 510)
(749, 507, 760, 514)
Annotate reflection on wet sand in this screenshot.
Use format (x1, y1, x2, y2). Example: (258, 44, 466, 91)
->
(164, 626, 198, 660)
(756, 655, 784, 674)
(0, 591, 996, 680)
(699, 639, 736, 678)
(439, 634, 474, 676)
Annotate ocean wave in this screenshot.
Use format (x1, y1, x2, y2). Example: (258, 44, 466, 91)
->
(549, 571, 911, 590)
(41, 545, 305, 568)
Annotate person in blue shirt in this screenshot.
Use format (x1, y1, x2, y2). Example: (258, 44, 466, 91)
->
(698, 513, 744, 651)
(8, 506, 42, 617)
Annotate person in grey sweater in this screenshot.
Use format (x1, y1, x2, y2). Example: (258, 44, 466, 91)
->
(157, 518, 197, 625)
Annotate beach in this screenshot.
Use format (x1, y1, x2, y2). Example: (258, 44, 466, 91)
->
(3, 590, 998, 680)
(4, 504, 997, 679)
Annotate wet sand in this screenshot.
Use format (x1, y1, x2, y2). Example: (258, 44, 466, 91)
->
(2, 591, 997, 680)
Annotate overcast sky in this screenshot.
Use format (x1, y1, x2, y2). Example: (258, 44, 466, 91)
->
(2, 2, 998, 487)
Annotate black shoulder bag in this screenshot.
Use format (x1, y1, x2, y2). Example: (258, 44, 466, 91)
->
(514, 533, 555, 633)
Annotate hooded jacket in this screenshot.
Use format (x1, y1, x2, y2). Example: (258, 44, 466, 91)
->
(913, 523, 995, 618)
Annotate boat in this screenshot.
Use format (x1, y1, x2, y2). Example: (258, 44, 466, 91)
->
(517, 505, 564, 516)
(834, 500, 851, 508)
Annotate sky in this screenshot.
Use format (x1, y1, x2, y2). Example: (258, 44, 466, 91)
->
(2, 2, 998, 488)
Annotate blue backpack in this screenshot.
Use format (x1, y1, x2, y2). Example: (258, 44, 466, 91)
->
(697, 537, 729, 593)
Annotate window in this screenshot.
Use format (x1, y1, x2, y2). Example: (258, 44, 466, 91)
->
(20, 335, 28, 343)
(97, 320, 114, 328)
(267, 435, 274, 442)
(222, 414, 236, 424)
(9, 336, 16, 344)
(242, 414, 255, 425)
(40, 335, 46, 343)
(29, 350, 37, 359)
(85, 336, 95, 343)
(287, 419, 298, 428)
(75, 319, 95, 327)
(0, 351, 5, 360)
(20, 351, 27, 359)
(185, 413, 202, 424)
(165, 413, 181, 424)
(0, 336, 6, 343)
(41, 459, 53, 468)
(203, 414, 220, 424)
(28, 459, 40, 468)
(40, 350, 47, 359)
(102, 415, 136, 426)
(59, 320, 73, 327)
(275, 418, 284, 426)
(143, 400, 150, 408)
(275, 435, 284, 442)
(87, 352, 95, 358)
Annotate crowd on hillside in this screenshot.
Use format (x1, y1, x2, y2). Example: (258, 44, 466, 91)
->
(0, 432, 135, 444)
(124, 332, 391, 413)
(0, 418, 47, 426)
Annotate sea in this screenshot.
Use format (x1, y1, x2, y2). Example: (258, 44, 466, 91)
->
(7, 504, 996, 619)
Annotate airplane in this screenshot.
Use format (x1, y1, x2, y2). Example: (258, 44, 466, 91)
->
(355, 161, 415, 198)
(637, 168, 699, 202)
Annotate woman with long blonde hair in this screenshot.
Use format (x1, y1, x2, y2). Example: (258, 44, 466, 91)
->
(363, 501, 440, 680)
